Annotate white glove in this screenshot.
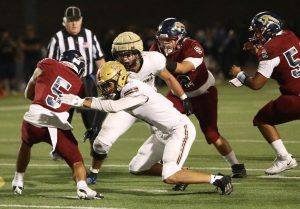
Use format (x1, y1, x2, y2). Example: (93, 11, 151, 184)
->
(59, 94, 85, 107)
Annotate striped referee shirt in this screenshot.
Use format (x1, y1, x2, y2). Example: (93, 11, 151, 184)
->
(47, 28, 104, 77)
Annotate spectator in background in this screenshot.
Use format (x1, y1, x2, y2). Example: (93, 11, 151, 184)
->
(0, 29, 17, 95)
(20, 24, 44, 83)
(46, 6, 107, 177)
(218, 29, 239, 79)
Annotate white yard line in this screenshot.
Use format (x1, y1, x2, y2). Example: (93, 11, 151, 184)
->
(1, 136, 300, 144)
(0, 205, 125, 209)
(257, 175, 300, 179)
(0, 163, 299, 173)
(0, 105, 28, 111)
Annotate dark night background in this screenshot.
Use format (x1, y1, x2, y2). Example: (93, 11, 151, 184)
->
(1, 0, 299, 45)
(0, 0, 299, 94)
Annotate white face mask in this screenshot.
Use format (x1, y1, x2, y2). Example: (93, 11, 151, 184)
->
(158, 39, 177, 56)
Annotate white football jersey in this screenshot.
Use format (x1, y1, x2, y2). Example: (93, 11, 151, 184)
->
(91, 78, 184, 133)
(128, 51, 166, 89)
(120, 79, 184, 133)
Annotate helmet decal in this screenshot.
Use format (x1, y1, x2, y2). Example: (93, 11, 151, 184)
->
(156, 18, 187, 56)
(60, 50, 86, 77)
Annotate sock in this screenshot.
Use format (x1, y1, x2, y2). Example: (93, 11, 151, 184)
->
(223, 151, 239, 166)
(77, 180, 87, 190)
(210, 174, 223, 184)
(14, 172, 24, 183)
(271, 139, 289, 157)
(90, 167, 100, 174)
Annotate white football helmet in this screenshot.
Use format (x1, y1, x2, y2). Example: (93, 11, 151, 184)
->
(111, 32, 143, 71)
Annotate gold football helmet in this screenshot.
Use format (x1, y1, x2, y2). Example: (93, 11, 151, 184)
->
(111, 32, 143, 71)
(97, 61, 128, 99)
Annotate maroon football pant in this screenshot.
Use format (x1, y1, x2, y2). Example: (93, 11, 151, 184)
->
(21, 120, 83, 167)
(167, 86, 220, 144)
(253, 95, 300, 126)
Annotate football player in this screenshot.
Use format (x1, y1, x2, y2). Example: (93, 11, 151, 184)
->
(11, 50, 103, 199)
(149, 18, 247, 185)
(85, 32, 192, 184)
(59, 61, 233, 195)
(230, 11, 298, 175)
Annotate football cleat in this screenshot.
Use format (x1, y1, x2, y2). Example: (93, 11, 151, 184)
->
(86, 172, 98, 185)
(265, 154, 297, 175)
(12, 179, 24, 195)
(213, 173, 233, 195)
(77, 187, 104, 200)
(231, 163, 247, 178)
(172, 183, 188, 191)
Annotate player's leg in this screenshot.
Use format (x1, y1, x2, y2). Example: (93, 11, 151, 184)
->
(162, 118, 233, 195)
(129, 134, 165, 175)
(12, 142, 30, 195)
(254, 96, 299, 175)
(55, 129, 103, 199)
(12, 121, 46, 195)
(89, 111, 137, 184)
(193, 86, 246, 178)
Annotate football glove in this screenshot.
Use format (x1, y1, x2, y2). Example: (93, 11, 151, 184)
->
(83, 127, 98, 143)
(59, 94, 84, 107)
(183, 98, 193, 116)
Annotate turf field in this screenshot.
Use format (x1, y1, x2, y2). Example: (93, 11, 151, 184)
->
(0, 81, 299, 209)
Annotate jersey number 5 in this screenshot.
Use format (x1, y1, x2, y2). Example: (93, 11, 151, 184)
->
(283, 47, 300, 78)
(46, 76, 71, 109)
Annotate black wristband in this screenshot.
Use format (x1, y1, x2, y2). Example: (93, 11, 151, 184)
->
(166, 60, 177, 73)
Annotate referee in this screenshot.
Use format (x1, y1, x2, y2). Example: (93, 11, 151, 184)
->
(46, 6, 106, 176)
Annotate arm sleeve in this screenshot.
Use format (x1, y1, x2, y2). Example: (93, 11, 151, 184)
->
(90, 95, 148, 112)
(257, 57, 280, 78)
(183, 57, 203, 69)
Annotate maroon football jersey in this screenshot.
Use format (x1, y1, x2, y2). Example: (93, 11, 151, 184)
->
(258, 30, 300, 95)
(150, 38, 209, 92)
(33, 58, 83, 112)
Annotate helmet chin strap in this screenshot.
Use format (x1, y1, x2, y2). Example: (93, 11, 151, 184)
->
(123, 54, 141, 73)
(164, 48, 174, 56)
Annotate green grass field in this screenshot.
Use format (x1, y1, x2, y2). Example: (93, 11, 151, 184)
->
(0, 81, 299, 209)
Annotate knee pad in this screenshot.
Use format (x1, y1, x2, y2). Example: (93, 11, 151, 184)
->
(91, 140, 110, 160)
(91, 149, 107, 160)
(93, 139, 111, 153)
(92, 139, 111, 161)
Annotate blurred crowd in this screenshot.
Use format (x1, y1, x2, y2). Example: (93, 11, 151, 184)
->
(0, 25, 46, 96)
(0, 21, 285, 96)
